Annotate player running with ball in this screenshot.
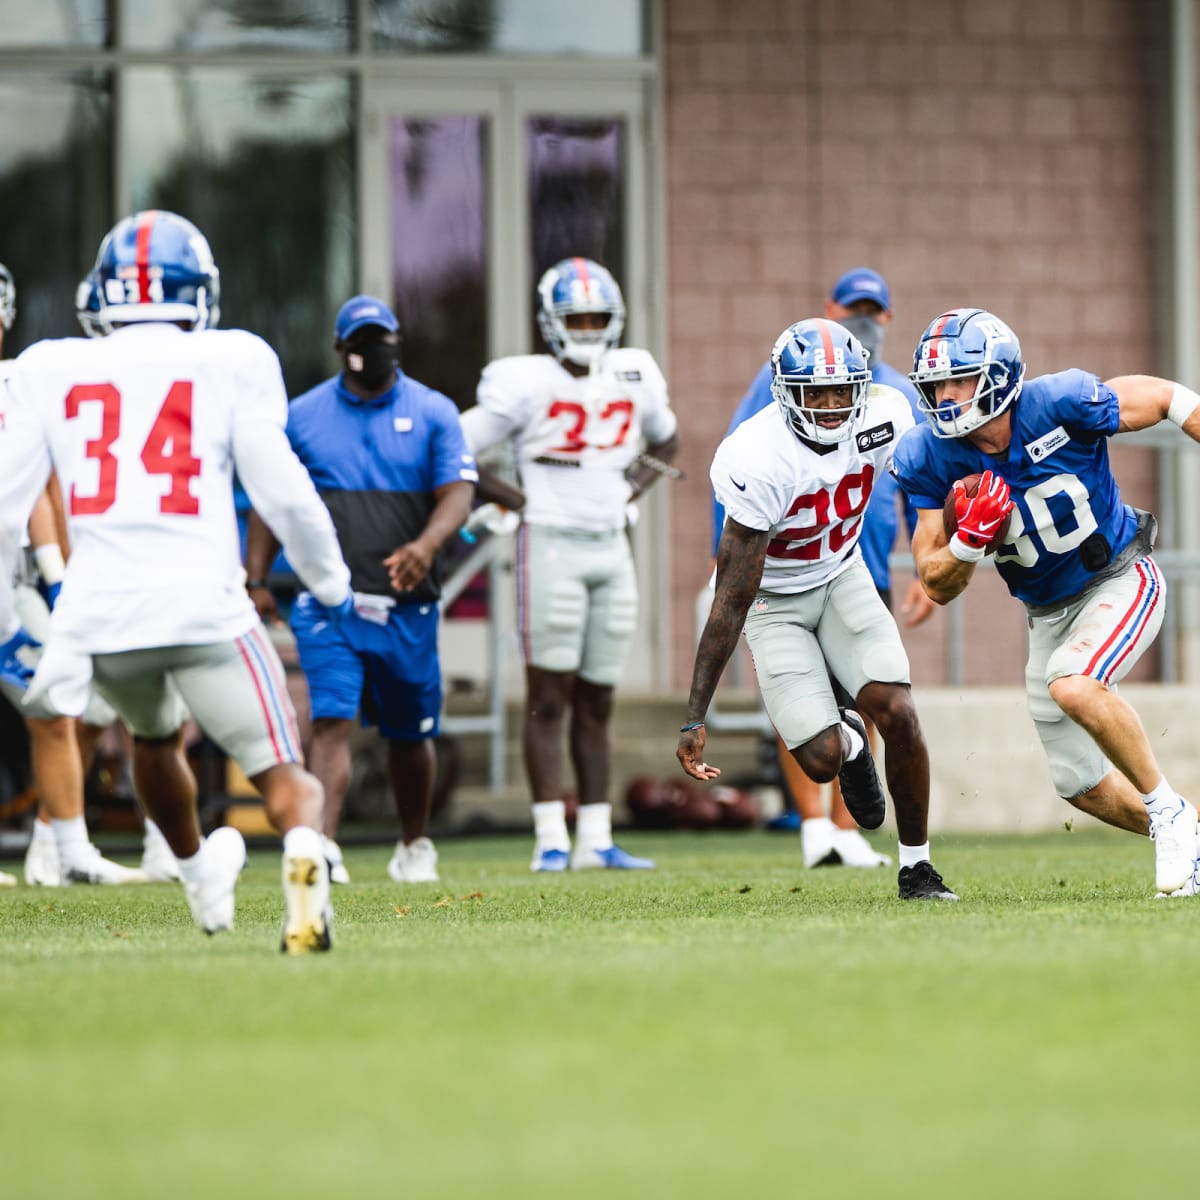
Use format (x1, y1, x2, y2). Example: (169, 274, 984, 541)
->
(894, 307, 1200, 896)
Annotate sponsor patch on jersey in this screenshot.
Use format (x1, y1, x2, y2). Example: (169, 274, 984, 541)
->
(1025, 425, 1070, 462)
(394, 417, 413, 432)
(618, 370, 642, 382)
(532, 455, 581, 468)
(855, 421, 894, 452)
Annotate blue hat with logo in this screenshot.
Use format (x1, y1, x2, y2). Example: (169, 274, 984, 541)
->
(335, 294, 399, 341)
(830, 268, 891, 311)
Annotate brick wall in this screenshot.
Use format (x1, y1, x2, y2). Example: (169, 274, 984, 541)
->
(663, 0, 1159, 687)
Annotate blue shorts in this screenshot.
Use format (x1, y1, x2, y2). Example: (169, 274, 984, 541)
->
(290, 594, 442, 741)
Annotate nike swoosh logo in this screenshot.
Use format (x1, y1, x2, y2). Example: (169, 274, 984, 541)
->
(730, 477, 747, 491)
(975, 517, 1003, 533)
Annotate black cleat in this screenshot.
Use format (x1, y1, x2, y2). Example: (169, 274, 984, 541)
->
(836, 708, 886, 830)
(897, 860, 959, 901)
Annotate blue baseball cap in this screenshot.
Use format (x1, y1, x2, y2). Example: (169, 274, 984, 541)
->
(335, 294, 399, 341)
(830, 268, 891, 311)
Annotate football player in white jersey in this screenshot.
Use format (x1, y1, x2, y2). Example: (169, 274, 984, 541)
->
(678, 319, 957, 900)
(1, 211, 354, 952)
(461, 257, 679, 871)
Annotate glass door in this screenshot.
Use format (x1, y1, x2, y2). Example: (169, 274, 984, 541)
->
(362, 79, 663, 690)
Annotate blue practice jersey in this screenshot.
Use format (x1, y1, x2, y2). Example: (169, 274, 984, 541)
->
(712, 358, 921, 589)
(287, 371, 477, 602)
(893, 368, 1140, 608)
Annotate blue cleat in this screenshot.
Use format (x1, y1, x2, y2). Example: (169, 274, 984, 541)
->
(531, 847, 570, 873)
(571, 844, 655, 870)
(766, 811, 801, 833)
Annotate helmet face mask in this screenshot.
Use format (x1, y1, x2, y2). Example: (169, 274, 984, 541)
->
(75, 273, 105, 338)
(770, 318, 872, 446)
(92, 210, 220, 335)
(0, 263, 15, 332)
(910, 308, 1025, 439)
(536, 257, 625, 368)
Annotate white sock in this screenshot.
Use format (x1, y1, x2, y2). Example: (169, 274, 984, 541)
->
(143, 818, 170, 847)
(283, 826, 323, 858)
(1140, 777, 1183, 819)
(575, 802, 613, 851)
(176, 846, 206, 887)
(32, 818, 54, 844)
(841, 720, 865, 761)
(899, 841, 931, 868)
(51, 816, 91, 868)
(532, 800, 570, 851)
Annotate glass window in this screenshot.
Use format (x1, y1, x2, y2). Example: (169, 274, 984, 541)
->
(0, 0, 108, 48)
(388, 114, 488, 411)
(527, 116, 626, 346)
(0, 69, 112, 353)
(122, 69, 354, 397)
(373, 0, 646, 56)
(120, 0, 352, 53)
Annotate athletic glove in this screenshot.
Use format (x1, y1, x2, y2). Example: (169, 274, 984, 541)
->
(460, 503, 520, 543)
(0, 625, 41, 692)
(951, 470, 1013, 561)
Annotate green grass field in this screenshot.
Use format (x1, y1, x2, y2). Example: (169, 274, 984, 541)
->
(1, 827, 1196, 1199)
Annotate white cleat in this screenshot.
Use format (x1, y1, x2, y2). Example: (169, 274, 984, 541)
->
(183, 827, 246, 934)
(321, 834, 350, 885)
(281, 843, 333, 954)
(24, 828, 62, 886)
(833, 827, 892, 868)
(1156, 857, 1200, 899)
(801, 816, 840, 869)
(1150, 801, 1198, 895)
(62, 845, 148, 886)
(141, 822, 182, 882)
(0, 869, 16, 887)
(387, 836, 440, 884)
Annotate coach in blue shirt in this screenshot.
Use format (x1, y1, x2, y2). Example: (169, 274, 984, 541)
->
(246, 295, 477, 886)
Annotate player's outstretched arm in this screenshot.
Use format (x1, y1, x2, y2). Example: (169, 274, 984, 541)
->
(677, 519, 768, 781)
(1111, 375, 1200, 441)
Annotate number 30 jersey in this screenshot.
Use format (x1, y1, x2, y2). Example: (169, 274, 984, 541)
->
(462, 349, 677, 532)
(4, 323, 349, 653)
(893, 369, 1139, 608)
(711, 385, 915, 593)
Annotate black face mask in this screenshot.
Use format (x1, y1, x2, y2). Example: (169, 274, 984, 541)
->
(343, 341, 398, 391)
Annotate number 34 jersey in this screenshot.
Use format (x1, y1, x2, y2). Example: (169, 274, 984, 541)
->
(711, 384, 915, 594)
(4, 323, 348, 654)
(462, 349, 677, 532)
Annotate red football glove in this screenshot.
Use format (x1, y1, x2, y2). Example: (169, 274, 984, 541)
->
(953, 470, 1013, 551)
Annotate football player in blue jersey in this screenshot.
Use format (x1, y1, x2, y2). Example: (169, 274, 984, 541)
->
(894, 307, 1200, 896)
(711, 269, 933, 869)
(246, 295, 477, 887)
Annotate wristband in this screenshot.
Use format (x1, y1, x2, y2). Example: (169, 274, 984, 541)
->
(33, 543, 66, 586)
(245, 578, 269, 590)
(679, 720, 705, 733)
(948, 535, 986, 564)
(1168, 383, 1200, 428)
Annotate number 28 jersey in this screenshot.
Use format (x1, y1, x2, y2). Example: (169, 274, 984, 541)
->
(711, 385, 915, 593)
(5, 323, 348, 653)
(462, 349, 677, 532)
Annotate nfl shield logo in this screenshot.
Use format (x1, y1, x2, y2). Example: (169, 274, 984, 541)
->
(754, 598, 768, 613)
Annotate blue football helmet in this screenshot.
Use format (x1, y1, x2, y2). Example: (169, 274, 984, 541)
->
(770, 318, 872, 445)
(910, 308, 1024, 438)
(536, 257, 625, 368)
(0, 262, 15, 331)
(91, 210, 220, 333)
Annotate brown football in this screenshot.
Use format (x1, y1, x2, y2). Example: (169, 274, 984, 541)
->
(942, 473, 1012, 555)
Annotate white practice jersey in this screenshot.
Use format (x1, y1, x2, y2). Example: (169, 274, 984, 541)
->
(4, 323, 349, 654)
(711, 384, 916, 593)
(0, 360, 49, 642)
(462, 349, 676, 532)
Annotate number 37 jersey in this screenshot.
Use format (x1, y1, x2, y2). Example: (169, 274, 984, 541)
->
(5, 323, 348, 653)
(711, 385, 915, 593)
(463, 349, 677, 532)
